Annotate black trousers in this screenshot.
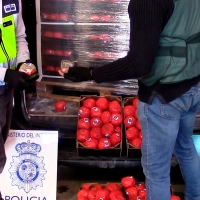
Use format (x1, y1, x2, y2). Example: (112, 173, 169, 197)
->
(0, 89, 13, 174)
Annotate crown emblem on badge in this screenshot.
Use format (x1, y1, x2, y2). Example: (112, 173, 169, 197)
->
(9, 140, 47, 193)
(15, 140, 41, 155)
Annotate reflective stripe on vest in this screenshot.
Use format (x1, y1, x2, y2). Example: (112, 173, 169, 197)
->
(0, 15, 17, 66)
(139, 0, 200, 86)
(0, 15, 17, 86)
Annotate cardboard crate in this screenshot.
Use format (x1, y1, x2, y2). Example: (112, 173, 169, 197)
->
(123, 96, 142, 158)
(76, 95, 123, 157)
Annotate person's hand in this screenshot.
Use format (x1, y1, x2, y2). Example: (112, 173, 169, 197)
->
(4, 69, 31, 90)
(58, 67, 92, 82)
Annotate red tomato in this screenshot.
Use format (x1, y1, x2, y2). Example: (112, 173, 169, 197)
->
(82, 183, 91, 190)
(111, 113, 122, 126)
(100, 15, 111, 21)
(63, 50, 72, 56)
(123, 105, 135, 117)
(44, 31, 53, 37)
(124, 116, 137, 128)
(101, 111, 111, 124)
(131, 138, 142, 148)
(91, 107, 102, 118)
(54, 50, 63, 56)
(171, 195, 181, 200)
(106, 183, 121, 191)
(90, 35, 99, 40)
(114, 126, 121, 134)
(95, 189, 110, 200)
(53, 31, 64, 38)
(126, 127, 139, 141)
(77, 189, 89, 199)
(98, 138, 111, 149)
(92, 51, 103, 58)
(90, 127, 102, 140)
(96, 97, 109, 110)
(110, 133, 121, 146)
(102, 123, 114, 137)
(88, 189, 96, 200)
(99, 34, 110, 42)
(92, 184, 103, 191)
(44, 66, 55, 71)
(108, 100, 122, 114)
(132, 98, 139, 108)
(110, 190, 124, 199)
(50, 13, 59, 20)
(45, 49, 55, 55)
(78, 118, 90, 129)
(83, 98, 96, 109)
(78, 106, 90, 118)
(83, 138, 98, 149)
(125, 186, 138, 199)
(136, 120, 141, 130)
(54, 100, 66, 112)
(135, 183, 146, 191)
(54, 66, 61, 72)
(138, 189, 147, 198)
(90, 14, 100, 21)
(90, 117, 102, 128)
(59, 13, 68, 21)
(121, 176, 136, 188)
(77, 129, 90, 143)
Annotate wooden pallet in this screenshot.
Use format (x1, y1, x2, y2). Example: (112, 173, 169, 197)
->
(36, 77, 138, 101)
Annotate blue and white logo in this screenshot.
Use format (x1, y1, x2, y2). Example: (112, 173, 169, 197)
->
(8, 141, 47, 193)
(4, 4, 16, 13)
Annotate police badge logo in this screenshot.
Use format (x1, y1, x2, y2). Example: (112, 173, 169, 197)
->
(8, 140, 47, 193)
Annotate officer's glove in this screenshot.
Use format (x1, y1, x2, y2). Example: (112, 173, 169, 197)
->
(63, 67, 93, 82)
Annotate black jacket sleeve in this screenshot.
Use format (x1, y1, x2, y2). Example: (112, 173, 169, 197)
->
(92, 0, 174, 83)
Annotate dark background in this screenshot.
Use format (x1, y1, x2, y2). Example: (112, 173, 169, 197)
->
(21, 0, 37, 66)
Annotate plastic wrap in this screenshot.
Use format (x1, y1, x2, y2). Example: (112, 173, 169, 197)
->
(36, 0, 136, 94)
(41, 24, 130, 74)
(26, 93, 79, 116)
(40, 0, 129, 23)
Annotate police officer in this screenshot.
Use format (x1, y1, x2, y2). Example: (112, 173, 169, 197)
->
(0, 0, 36, 198)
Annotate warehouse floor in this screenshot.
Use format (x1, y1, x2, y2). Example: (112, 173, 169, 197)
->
(56, 165, 185, 200)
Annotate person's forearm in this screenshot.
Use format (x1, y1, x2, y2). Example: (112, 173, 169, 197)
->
(15, 2, 30, 64)
(92, 0, 174, 83)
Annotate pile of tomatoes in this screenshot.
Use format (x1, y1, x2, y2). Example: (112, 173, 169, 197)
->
(77, 97, 122, 149)
(77, 175, 181, 200)
(124, 97, 142, 149)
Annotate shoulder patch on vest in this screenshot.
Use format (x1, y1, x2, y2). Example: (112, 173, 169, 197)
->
(3, 0, 19, 17)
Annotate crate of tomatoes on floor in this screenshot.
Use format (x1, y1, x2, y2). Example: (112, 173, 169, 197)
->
(76, 95, 123, 157)
(77, 182, 126, 200)
(77, 176, 181, 200)
(123, 97, 142, 158)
